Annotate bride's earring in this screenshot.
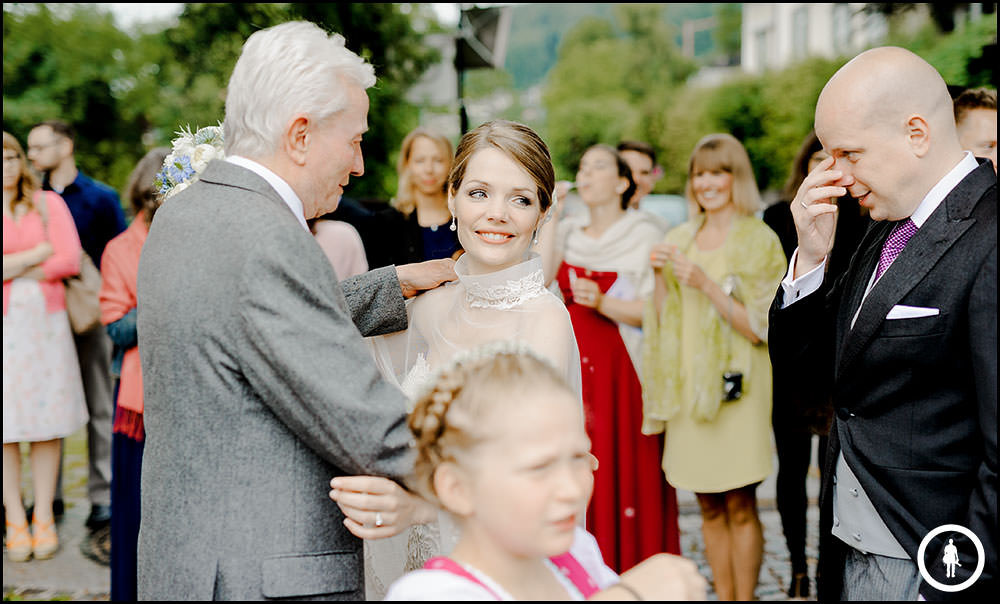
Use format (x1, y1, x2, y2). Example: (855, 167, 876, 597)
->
(531, 229, 539, 246)
(449, 216, 457, 232)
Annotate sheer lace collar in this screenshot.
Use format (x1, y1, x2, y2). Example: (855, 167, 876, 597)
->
(456, 253, 548, 310)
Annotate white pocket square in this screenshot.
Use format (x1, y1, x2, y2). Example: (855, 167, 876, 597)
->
(886, 305, 940, 320)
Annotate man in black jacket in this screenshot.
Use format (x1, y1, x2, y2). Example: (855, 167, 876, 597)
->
(769, 46, 996, 601)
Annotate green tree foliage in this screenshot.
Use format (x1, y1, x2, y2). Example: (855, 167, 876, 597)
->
(543, 4, 995, 196)
(3, 4, 151, 195)
(503, 4, 616, 91)
(3, 3, 438, 202)
(288, 3, 440, 200)
(541, 6, 697, 181)
(542, 5, 830, 193)
(892, 14, 997, 88)
(464, 69, 516, 100)
(712, 3, 742, 64)
(650, 55, 847, 195)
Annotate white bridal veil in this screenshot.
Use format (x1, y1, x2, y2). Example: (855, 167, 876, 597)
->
(362, 250, 582, 599)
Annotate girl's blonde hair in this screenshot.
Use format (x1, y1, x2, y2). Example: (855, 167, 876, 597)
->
(685, 133, 762, 215)
(392, 128, 453, 217)
(3, 131, 40, 215)
(408, 343, 572, 506)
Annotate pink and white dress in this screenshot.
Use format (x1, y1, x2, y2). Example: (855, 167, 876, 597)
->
(3, 192, 88, 443)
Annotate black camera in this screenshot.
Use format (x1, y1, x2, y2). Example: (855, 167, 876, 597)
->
(722, 371, 743, 402)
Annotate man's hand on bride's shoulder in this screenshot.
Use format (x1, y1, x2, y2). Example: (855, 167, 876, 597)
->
(396, 258, 458, 299)
(329, 475, 439, 539)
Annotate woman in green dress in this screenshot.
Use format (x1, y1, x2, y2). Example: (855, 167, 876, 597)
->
(642, 133, 786, 601)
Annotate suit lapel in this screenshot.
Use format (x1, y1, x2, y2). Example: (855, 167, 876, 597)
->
(838, 220, 889, 344)
(197, 160, 298, 222)
(836, 163, 991, 375)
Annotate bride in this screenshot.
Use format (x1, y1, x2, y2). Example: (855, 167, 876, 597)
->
(328, 120, 581, 599)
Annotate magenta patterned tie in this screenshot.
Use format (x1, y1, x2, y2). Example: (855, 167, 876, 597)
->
(875, 218, 918, 280)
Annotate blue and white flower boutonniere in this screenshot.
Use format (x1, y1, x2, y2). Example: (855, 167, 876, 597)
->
(154, 124, 225, 199)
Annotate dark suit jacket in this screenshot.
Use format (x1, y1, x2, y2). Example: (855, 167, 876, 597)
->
(136, 161, 415, 600)
(328, 201, 461, 269)
(769, 159, 997, 600)
(764, 195, 867, 435)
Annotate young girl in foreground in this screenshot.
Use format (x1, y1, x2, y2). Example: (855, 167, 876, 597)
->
(384, 343, 706, 600)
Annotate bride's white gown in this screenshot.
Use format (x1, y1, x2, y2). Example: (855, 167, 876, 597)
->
(363, 252, 582, 600)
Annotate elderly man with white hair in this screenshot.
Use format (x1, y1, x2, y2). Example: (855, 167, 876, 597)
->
(136, 21, 455, 600)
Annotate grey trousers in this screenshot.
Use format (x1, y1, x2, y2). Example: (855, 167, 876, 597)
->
(841, 547, 921, 601)
(56, 327, 113, 506)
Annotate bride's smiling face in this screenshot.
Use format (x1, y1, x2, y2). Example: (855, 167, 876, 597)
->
(449, 147, 543, 274)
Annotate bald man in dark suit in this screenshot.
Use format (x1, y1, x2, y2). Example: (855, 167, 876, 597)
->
(769, 46, 996, 601)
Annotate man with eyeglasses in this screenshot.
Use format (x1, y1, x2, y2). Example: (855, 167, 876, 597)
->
(26, 119, 126, 565)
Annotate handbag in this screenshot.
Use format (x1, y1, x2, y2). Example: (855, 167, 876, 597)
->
(36, 192, 103, 334)
(63, 252, 103, 334)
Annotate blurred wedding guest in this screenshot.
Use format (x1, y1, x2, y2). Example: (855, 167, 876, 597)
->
(643, 133, 786, 600)
(27, 119, 124, 553)
(953, 86, 997, 171)
(549, 144, 680, 573)
(618, 140, 671, 234)
(97, 146, 169, 600)
(555, 141, 667, 227)
(309, 217, 369, 280)
(3, 131, 89, 562)
(349, 127, 461, 269)
(761, 129, 867, 599)
(617, 140, 662, 210)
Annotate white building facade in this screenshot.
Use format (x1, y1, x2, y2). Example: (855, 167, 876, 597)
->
(741, 3, 888, 73)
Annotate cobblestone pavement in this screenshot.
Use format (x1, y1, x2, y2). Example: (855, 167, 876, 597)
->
(4, 432, 823, 601)
(676, 490, 821, 601)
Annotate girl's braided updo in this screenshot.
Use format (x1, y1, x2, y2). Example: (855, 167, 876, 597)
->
(407, 341, 571, 506)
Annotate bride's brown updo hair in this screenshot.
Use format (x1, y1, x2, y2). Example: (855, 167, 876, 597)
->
(447, 120, 556, 213)
(407, 343, 571, 506)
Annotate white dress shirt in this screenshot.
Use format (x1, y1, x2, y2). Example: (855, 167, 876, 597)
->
(780, 151, 979, 308)
(226, 155, 311, 233)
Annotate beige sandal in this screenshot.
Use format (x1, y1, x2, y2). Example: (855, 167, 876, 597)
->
(5, 521, 32, 562)
(31, 515, 59, 560)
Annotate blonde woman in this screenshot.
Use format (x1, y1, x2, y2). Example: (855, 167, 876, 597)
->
(643, 133, 786, 600)
(3, 131, 88, 561)
(365, 128, 461, 268)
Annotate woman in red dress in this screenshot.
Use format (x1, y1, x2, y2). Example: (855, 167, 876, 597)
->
(548, 144, 680, 572)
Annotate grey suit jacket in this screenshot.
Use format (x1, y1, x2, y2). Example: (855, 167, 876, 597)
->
(136, 160, 414, 600)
